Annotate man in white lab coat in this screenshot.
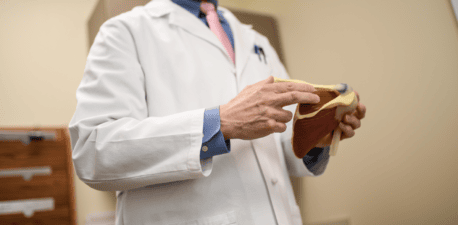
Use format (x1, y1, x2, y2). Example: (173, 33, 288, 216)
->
(69, 0, 366, 224)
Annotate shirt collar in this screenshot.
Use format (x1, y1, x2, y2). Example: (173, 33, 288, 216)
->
(171, 0, 218, 18)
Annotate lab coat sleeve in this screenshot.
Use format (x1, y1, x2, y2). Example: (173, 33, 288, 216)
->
(68, 18, 212, 191)
(265, 40, 330, 177)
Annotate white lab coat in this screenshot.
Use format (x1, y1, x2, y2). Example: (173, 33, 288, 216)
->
(69, 0, 329, 224)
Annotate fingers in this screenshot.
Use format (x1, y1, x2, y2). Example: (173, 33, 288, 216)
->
(264, 76, 275, 84)
(273, 91, 320, 107)
(265, 81, 316, 93)
(261, 107, 291, 133)
(354, 102, 366, 119)
(262, 107, 293, 123)
(260, 79, 320, 107)
(339, 122, 355, 139)
(268, 119, 287, 133)
(352, 90, 365, 119)
(342, 114, 361, 129)
(339, 103, 365, 140)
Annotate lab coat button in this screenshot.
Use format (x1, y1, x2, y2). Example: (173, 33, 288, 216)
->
(202, 146, 208, 152)
(271, 178, 278, 185)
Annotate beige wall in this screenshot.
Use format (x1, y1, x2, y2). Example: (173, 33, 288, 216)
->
(0, 1, 116, 225)
(223, 1, 458, 224)
(1, 0, 457, 224)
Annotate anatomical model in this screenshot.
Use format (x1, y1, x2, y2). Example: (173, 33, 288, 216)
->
(274, 77, 359, 158)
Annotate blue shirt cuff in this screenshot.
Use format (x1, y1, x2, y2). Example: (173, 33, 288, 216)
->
(303, 146, 330, 173)
(200, 106, 231, 160)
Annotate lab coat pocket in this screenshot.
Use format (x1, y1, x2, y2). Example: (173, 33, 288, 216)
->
(171, 211, 237, 225)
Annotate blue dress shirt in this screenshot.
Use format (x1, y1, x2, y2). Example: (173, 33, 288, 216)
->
(200, 106, 231, 159)
(172, 0, 329, 173)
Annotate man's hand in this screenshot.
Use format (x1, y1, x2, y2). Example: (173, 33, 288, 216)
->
(220, 76, 320, 140)
(315, 90, 366, 147)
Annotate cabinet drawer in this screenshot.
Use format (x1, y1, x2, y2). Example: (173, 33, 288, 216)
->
(0, 127, 76, 225)
(0, 169, 69, 205)
(0, 205, 71, 225)
(0, 141, 68, 170)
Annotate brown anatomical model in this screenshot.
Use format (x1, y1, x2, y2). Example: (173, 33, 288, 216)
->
(274, 77, 359, 158)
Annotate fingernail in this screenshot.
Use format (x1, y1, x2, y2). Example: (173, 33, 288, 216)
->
(315, 95, 320, 103)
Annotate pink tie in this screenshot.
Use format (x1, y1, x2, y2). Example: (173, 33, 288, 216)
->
(200, 2, 235, 64)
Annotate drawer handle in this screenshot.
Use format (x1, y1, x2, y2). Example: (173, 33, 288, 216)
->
(0, 166, 52, 181)
(0, 130, 56, 145)
(0, 198, 54, 218)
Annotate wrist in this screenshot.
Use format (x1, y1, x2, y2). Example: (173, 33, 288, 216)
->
(219, 104, 232, 140)
(221, 126, 231, 140)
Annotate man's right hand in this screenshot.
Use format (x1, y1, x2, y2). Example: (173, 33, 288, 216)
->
(219, 76, 320, 140)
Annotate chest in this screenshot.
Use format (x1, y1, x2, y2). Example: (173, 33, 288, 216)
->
(134, 22, 274, 116)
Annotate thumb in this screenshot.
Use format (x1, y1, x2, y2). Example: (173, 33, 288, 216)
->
(265, 76, 275, 84)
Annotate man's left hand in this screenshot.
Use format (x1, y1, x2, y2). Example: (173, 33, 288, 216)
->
(315, 90, 366, 148)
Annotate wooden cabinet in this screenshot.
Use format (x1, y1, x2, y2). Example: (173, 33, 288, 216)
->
(0, 127, 76, 225)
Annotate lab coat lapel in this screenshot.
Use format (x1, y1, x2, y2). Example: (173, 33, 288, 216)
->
(221, 8, 255, 85)
(145, 0, 234, 64)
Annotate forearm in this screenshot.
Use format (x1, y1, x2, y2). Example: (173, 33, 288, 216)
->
(70, 108, 207, 191)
